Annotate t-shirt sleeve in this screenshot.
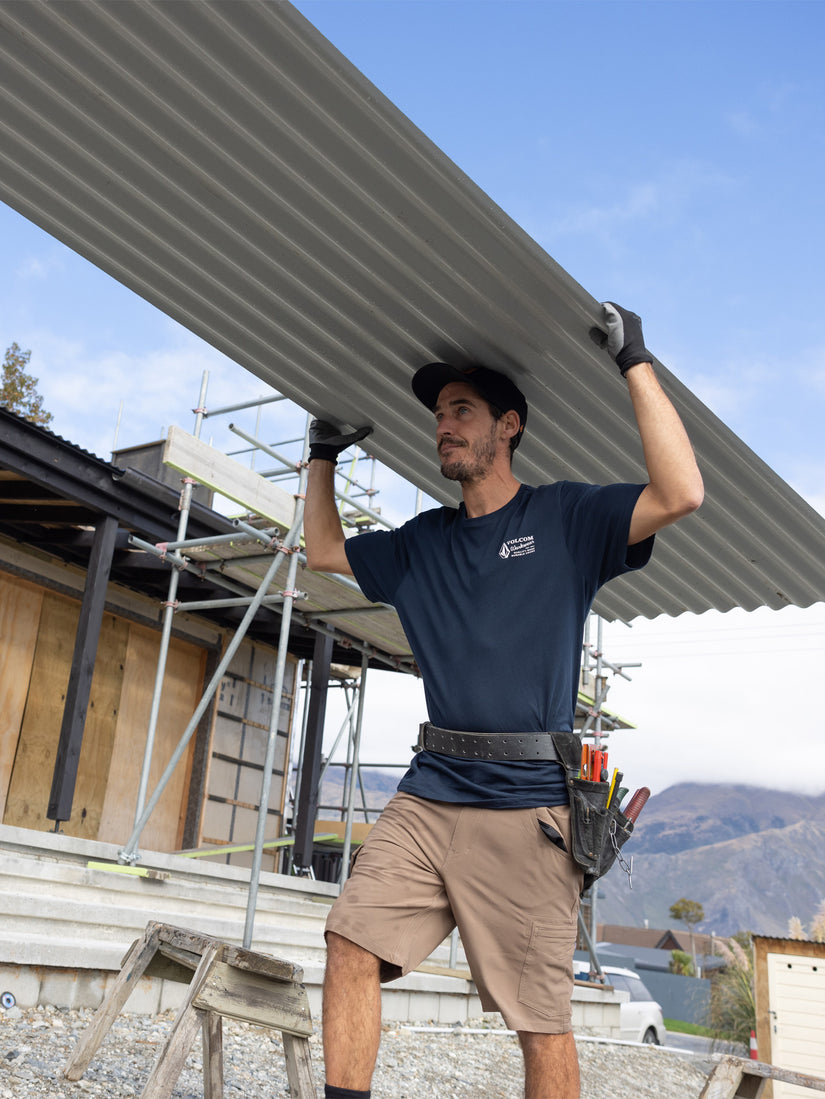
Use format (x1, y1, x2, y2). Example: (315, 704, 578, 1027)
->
(343, 525, 411, 606)
(559, 482, 654, 586)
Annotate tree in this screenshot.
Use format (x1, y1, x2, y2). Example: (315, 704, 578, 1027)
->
(669, 949, 696, 977)
(670, 897, 705, 973)
(788, 915, 806, 940)
(787, 900, 825, 942)
(1, 343, 52, 425)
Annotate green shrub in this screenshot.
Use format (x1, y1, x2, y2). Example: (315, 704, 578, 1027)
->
(707, 935, 755, 1046)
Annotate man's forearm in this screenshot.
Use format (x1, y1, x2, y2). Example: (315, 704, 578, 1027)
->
(304, 459, 353, 575)
(626, 362, 704, 543)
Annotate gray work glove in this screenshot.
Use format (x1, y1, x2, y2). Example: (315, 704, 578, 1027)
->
(308, 418, 372, 463)
(601, 302, 654, 377)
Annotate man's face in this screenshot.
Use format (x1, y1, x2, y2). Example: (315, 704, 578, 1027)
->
(434, 382, 499, 483)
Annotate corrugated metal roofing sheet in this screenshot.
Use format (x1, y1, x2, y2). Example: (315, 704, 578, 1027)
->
(1, 0, 823, 622)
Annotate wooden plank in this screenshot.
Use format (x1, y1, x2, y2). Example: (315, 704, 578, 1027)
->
(64, 926, 163, 1080)
(193, 960, 313, 1037)
(745, 1060, 825, 1091)
(700, 1059, 747, 1099)
(176, 831, 336, 859)
(143, 953, 202, 986)
(702, 1059, 825, 1099)
(416, 962, 473, 981)
(139, 945, 221, 1098)
(283, 1033, 316, 1098)
(218, 943, 304, 985)
(0, 573, 43, 821)
(98, 624, 205, 849)
(86, 861, 169, 880)
(157, 943, 202, 971)
(155, 924, 303, 984)
(163, 425, 296, 529)
(202, 1012, 224, 1099)
(4, 591, 78, 830)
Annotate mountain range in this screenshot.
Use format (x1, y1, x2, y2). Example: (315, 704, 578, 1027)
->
(598, 783, 825, 938)
(321, 772, 825, 939)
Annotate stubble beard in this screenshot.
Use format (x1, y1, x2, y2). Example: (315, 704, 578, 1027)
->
(439, 425, 498, 483)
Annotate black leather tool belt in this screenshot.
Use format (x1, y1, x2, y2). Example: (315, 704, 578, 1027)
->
(415, 721, 561, 761)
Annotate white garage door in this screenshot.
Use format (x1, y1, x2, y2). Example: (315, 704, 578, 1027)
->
(767, 951, 825, 1099)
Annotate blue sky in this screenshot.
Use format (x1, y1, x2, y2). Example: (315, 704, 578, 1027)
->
(2, 0, 824, 795)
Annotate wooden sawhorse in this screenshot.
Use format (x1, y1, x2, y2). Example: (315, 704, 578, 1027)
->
(63, 921, 315, 1098)
(700, 1054, 825, 1098)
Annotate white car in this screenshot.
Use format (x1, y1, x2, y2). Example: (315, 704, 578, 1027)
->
(574, 962, 666, 1045)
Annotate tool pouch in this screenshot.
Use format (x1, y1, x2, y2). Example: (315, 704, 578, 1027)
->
(551, 733, 635, 892)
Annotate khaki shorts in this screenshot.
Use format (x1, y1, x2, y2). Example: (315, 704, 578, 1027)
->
(325, 792, 583, 1033)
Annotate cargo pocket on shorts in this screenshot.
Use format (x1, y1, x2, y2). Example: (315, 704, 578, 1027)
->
(517, 918, 578, 1021)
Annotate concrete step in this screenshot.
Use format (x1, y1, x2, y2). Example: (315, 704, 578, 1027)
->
(0, 824, 620, 1033)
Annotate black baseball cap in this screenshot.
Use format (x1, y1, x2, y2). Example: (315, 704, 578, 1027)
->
(411, 363, 528, 448)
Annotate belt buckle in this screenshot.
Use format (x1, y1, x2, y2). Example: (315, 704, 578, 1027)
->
(411, 721, 429, 753)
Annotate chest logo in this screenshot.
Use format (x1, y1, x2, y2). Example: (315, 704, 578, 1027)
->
(498, 534, 536, 560)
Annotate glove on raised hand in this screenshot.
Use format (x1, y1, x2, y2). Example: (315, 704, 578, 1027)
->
(601, 302, 654, 377)
(308, 419, 373, 463)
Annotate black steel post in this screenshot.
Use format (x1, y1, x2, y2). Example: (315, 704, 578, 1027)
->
(47, 514, 119, 823)
(292, 630, 334, 869)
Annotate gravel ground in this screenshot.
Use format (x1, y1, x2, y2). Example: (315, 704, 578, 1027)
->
(1, 1005, 711, 1098)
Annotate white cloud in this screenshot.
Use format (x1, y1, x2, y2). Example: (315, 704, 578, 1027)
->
(15, 250, 66, 281)
(599, 604, 825, 796)
(683, 373, 756, 423)
(532, 159, 735, 254)
(29, 326, 289, 461)
(724, 80, 801, 138)
(724, 110, 761, 138)
(551, 181, 663, 239)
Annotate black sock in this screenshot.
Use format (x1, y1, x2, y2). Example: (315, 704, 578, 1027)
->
(324, 1087, 371, 1099)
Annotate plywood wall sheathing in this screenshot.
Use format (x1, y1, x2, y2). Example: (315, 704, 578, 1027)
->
(99, 622, 207, 850)
(69, 611, 130, 840)
(4, 591, 79, 830)
(4, 591, 129, 838)
(0, 572, 44, 821)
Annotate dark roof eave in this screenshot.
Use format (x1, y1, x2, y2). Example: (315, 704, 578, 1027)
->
(0, 408, 234, 542)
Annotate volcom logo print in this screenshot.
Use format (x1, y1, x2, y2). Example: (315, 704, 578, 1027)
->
(498, 534, 535, 559)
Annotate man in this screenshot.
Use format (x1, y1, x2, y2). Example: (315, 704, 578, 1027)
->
(304, 304, 703, 1099)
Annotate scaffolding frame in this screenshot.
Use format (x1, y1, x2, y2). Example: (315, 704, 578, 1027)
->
(116, 373, 413, 947)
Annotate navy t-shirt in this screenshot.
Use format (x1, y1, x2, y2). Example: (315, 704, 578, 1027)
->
(345, 481, 653, 808)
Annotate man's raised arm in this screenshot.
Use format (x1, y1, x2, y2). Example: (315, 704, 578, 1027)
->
(602, 302, 704, 545)
(303, 419, 372, 576)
